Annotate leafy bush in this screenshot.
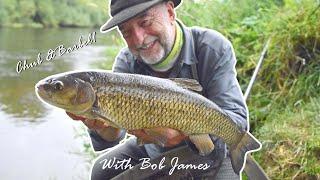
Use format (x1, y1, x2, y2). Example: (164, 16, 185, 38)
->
(0, 0, 107, 27)
(177, 1, 320, 178)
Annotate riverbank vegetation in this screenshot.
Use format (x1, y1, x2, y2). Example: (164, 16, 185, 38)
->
(0, 0, 106, 28)
(177, 1, 320, 179)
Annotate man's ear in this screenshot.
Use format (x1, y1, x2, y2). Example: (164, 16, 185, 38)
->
(166, 1, 176, 22)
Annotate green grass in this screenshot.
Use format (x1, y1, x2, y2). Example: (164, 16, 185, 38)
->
(98, 45, 124, 70)
(255, 97, 320, 179)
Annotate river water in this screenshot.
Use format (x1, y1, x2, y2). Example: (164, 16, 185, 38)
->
(0, 27, 120, 180)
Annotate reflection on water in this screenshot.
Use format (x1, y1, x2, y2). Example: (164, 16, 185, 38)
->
(0, 27, 120, 179)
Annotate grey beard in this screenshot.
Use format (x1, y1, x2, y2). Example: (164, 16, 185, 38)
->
(132, 33, 174, 65)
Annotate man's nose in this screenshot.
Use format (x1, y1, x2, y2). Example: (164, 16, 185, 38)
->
(132, 26, 145, 46)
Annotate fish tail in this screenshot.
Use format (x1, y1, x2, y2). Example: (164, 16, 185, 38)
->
(230, 132, 261, 175)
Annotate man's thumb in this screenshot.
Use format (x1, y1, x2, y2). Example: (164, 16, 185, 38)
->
(66, 111, 86, 121)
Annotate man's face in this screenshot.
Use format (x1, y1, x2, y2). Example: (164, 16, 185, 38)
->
(118, 2, 176, 65)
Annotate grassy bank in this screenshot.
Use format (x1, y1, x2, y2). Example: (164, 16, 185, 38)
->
(180, 0, 320, 178)
(98, 0, 320, 178)
(256, 97, 320, 179)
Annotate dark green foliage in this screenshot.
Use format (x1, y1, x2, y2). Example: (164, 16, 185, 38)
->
(176, 0, 320, 124)
(175, 0, 320, 178)
(0, 0, 107, 27)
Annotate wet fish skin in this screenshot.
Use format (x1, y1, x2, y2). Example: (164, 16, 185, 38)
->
(35, 70, 261, 174)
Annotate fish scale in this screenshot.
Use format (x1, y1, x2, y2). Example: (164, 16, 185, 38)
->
(94, 75, 241, 145)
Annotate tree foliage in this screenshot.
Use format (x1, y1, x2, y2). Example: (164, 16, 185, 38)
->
(0, 0, 107, 27)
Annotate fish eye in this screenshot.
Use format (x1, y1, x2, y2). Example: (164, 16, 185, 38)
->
(53, 81, 64, 90)
(46, 79, 52, 83)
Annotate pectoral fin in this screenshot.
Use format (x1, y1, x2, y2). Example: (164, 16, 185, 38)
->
(91, 107, 122, 128)
(189, 134, 215, 156)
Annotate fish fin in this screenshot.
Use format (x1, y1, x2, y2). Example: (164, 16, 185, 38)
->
(74, 79, 95, 105)
(244, 155, 270, 180)
(189, 134, 215, 156)
(169, 78, 203, 92)
(230, 132, 261, 175)
(144, 129, 167, 147)
(91, 107, 122, 128)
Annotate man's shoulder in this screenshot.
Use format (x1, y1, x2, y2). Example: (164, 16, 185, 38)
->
(188, 26, 232, 52)
(112, 47, 135, 73)
(118, 47, 132, 58)
(117, 47, 135, 62)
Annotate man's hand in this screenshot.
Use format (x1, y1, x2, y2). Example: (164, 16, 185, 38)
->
(66, 112, 186, 146)
(128, 127, 187, 147)
(65, 111, 122, 142)
(66, 112, 108, 129)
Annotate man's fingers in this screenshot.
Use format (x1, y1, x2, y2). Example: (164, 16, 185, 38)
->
(128, 129, 147, 137)
(83, 119, 109, 129)
(93, 120, 110, 129)
(65, 111, 109, 130)
(66, 111, 86, 121)
(128, 128, 187, 147)
(165, 134, 187, 146)
(82, 119, 94, 129)
(129, 129, 155, 143)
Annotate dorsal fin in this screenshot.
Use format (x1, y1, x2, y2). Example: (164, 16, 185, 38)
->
(169, 78, 203, 92)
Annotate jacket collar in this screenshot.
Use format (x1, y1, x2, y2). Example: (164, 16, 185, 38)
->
(177, 19, 198, 65)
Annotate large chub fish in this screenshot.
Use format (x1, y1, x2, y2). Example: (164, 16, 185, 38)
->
(35, 70, 261, 174)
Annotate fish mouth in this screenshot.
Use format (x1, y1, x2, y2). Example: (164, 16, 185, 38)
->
(35, 82, 52, 100)
(35, 79, 87, 112)
(35, 84, 69, 109)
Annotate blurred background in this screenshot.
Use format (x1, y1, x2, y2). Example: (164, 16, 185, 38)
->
(0, 0, 319, 179)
